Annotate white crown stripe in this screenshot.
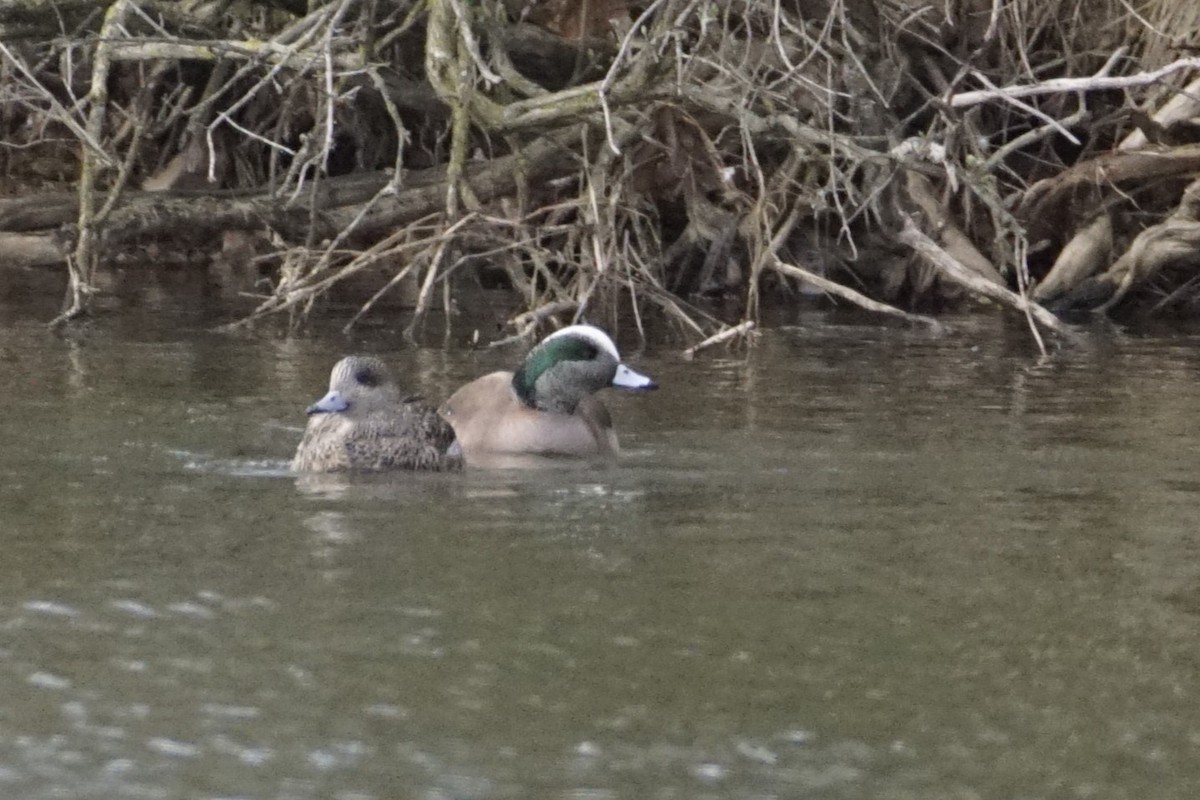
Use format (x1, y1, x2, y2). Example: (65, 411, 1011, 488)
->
(543, 324, 621, 361)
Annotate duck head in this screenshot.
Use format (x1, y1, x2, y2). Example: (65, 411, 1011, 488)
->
(307, 355, 402, 416)
(512, 325, 657, 414)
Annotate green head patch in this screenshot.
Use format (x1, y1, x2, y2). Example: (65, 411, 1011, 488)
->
(512, 335, 600, 407)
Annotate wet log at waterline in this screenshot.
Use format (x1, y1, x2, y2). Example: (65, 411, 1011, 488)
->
(1049, 178, 1200, 314)
(1023, 161, 1200, 314)
(1031, 214, 1113, 304)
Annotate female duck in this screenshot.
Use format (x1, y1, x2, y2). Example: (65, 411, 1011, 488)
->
(439, 325, 656, 462)
(292, 355, 462, 472)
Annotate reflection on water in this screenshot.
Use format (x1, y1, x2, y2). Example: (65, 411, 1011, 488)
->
(2, 300, 1200, 798)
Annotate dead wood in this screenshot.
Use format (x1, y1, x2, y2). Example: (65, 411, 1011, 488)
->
(1119, 77, 1200, 151)
(682, 321, 758, 360)
(1098, 219, 1200, 312)
(3, 0, 1200, 342)
(2, 133, 581, 258)
(1032, 213, 1113, 303)
(904, 172, 1005, 286)
(768, 258, 943, 331)
(1017, 145, 1200, 246)
(949, 56, 1200, 109)
(1084, 179, 1200, 312)
(0, 231, 64, 268)
(0, 0, 104, 38)
(0, 193, 82, 233)
(897, 215, 1075, 349)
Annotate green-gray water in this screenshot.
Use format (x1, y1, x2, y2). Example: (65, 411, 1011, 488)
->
(3, 292, 1200, 798)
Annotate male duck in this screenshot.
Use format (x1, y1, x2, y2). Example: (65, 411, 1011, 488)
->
(292, 355, 462, 472)
(439, 325, 656, 462)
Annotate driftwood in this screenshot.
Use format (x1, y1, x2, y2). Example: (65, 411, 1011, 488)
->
(768, 258, 943, 331)
(1032, 213, 1113, 303)
(949, 55, 1200, 109)
(1097, 218, 1200, 312)
(896, 215, 1075, 350)
(904, 171, 1005, 286)
(1017, 145, 1200, 245)
(1014, 143, 1200, 313)
(1119, 76, 1200, 151)
(1080, 179, 1200, 312)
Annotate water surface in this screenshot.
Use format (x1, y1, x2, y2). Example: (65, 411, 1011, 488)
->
(2, 294, 1200, 799)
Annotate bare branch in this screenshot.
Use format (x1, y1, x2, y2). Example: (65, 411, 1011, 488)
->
(949, 55, 1200, 109)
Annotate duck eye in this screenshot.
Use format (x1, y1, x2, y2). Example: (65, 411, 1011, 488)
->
(556, 339, 598, 362)
(355, 369, 378, 387)
(565, 342, 599, 363)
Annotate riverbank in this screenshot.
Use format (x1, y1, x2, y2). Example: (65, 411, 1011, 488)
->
(2, 0, 1199, 351)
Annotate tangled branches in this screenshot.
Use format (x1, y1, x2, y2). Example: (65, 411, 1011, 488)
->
(1, 0, 1199, 347)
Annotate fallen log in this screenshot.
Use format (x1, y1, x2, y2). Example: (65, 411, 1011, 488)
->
(1016, 144, 1200, 245)
(1096, 216, 1200, 312)
(0, 133, 581, 263)
(0, 232, 65, 268)
(1037, 178, 1200, 313)
(1032, 213, 1113, 303)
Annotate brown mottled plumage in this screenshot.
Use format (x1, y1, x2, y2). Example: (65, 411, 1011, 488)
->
(292, 356, 462, 473)
(439, 325, 656, 463)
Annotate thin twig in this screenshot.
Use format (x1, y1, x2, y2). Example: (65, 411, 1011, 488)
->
(682, 320, 756, 359)
(51, 0, 133, 327)
(769, 257, 944, 330)
(599, 0, 667, 155)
